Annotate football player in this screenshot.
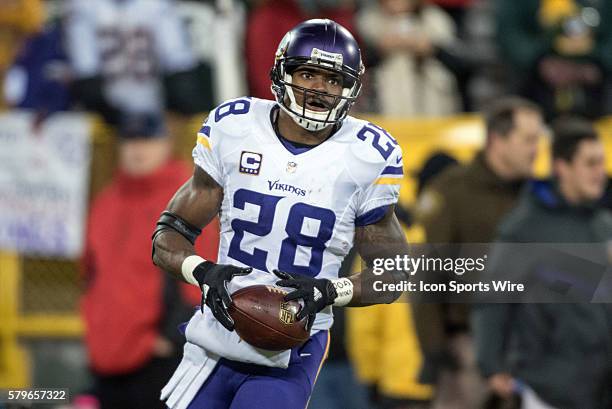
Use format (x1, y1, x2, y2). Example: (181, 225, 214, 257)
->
(152, 19, 410, 409)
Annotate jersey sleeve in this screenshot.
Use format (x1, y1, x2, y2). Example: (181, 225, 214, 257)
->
(192, 115, 224, 186)
(192, 97, 253, 185)
(354, 145, 403, 227)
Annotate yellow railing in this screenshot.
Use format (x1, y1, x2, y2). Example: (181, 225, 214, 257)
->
(0, 251, 29, 388)
(0, 115, 111, 387)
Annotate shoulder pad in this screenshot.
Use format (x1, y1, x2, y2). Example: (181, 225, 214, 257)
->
(197, 97, 267, 148)
(342, 119, 403, 186)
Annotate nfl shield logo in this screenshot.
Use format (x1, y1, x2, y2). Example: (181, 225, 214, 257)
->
(279, 302, 296, 325)
(286, 161, 298, 173)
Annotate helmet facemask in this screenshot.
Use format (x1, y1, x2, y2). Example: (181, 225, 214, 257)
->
(271, 49, 363, 131)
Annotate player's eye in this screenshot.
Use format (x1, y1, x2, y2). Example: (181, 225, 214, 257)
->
(328, 77, 341, 86)
(301, 72, 313, 80)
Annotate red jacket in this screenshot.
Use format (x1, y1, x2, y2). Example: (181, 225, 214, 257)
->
(246, 0, 304, 100)
(82, 159, 219, 375)
(245, 0, 357, 100)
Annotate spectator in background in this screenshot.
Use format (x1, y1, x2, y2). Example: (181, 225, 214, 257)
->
(347, 152, 460, 409)
(348, 299, 434, 409)
(176, 0, 248, 106)
(429, 0, 473, 37)
(245, 0, 356, 100)
(64, 0, 207, 125)
(473, 117, 612, 409)
(245, 0, 303, 99)
(496, 0, 612, 119)
(357, 0, 460, 116)
(412, 97, 543, 409)
(416, 152, 460, 195)
(394, 152, 459, 231)
(0, 0, 44, 109)
(3, 22, 72, 117)
(82, 113, 219, 409)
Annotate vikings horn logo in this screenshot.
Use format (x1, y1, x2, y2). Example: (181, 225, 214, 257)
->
(275, 32, 291, 61)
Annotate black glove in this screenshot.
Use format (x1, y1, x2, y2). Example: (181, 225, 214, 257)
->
(273, 269, 337, 331)
(193, 261, 252, 331)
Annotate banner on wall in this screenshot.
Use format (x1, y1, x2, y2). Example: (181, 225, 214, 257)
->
(0, 111, 92, 258)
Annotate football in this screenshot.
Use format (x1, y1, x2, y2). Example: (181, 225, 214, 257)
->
(228, 285, 309, 351)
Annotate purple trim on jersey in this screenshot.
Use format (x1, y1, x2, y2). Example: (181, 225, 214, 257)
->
(355, 205, 389, 227)
(381, 165, 403, 176)
(277, 135, 315, 155)
(269, 105, 341, 156)
(185, 330, 330, 409)
(199, 125, 211, 136)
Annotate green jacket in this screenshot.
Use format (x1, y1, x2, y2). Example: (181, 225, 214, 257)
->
(473, 180, 612, 409)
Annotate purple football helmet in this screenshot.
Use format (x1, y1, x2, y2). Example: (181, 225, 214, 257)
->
(270, 19, 364, 131)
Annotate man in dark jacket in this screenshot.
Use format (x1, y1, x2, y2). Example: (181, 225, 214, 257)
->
(473, 117, 612, 409)
(412, 97, 544, 409)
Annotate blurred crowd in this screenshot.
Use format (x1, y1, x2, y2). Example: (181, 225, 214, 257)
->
(2, 0, 612, 121)
(1, 1, 611, 409)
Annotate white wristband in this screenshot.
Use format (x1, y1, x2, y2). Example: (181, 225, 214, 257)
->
(181, 255, 206, 286)
(332, 277, 354, 306)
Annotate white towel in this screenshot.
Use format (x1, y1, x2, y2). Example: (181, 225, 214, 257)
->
(186, 306, 292, 368)
(161, 307, 294, 409)
(161, 341, 219, 409)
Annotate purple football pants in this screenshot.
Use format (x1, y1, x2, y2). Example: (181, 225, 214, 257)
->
(185, 330, 330, 409)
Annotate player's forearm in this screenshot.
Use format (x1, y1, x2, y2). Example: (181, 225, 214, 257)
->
(152, 167, 223, 283)
(152, 230, 197, 283)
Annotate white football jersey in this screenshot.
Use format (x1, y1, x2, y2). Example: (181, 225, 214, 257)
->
(192, 97, 404, 330)
(65, 0, 195, 114)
